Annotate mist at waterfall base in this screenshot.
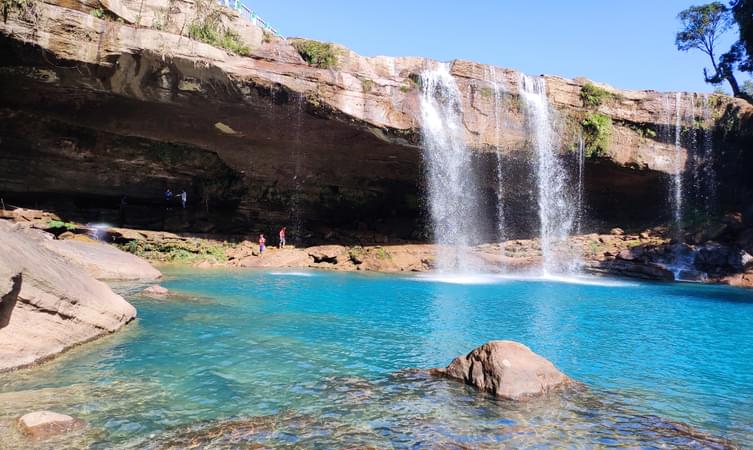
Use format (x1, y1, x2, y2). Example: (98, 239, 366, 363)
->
(417, 65, 722, 281)
(418, 66, 582, 278)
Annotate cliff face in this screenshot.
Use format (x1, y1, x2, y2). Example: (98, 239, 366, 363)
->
(1, 0, 752, 241)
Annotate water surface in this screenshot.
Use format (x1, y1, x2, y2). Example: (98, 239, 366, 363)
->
(1, 269, 752, 448)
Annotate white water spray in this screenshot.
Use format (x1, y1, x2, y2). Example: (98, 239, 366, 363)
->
(672, 92, 684, 231)
(489, 67, 507, 245)
(576, 130, 585, 233)
(519, 75, 577, 274)
(418, 63, 482, 271)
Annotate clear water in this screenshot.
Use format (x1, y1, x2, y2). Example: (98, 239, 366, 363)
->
(1, 269, 752, 448)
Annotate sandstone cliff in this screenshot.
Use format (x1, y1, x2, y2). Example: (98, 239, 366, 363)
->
(0, 221, 137, 372)
(1, 0, 751, 240)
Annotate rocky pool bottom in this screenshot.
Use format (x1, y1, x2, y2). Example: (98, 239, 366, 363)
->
(1, 269, 752, 448)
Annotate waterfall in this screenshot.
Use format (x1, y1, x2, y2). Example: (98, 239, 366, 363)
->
(290, 95, 305, 243)
(671, 92, 684, 232)
(489, 67, 507, 245)
(700, 95, 717, 217)
(519, 75, 577, 274)
(418, 63, 482, 271)
(575, 130, 585, 234)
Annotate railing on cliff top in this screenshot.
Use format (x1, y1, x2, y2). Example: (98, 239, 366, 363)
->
(218, 0, 285, 40)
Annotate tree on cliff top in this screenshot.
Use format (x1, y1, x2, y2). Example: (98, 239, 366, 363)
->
(730, 0, 753, 72)
(676, 2, 753, 103)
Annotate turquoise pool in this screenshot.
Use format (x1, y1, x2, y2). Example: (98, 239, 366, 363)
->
(1, 269, 752, 448)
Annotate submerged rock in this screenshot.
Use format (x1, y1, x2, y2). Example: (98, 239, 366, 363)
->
(142, 285, 170, 297)
(430, 340, 571, 401)
(17, 411, 85, 439)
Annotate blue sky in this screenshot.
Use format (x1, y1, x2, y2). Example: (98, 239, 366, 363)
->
(253, 0, 750, 93)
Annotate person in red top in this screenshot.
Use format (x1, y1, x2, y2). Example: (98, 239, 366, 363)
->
(278, 226, 286, 249)
(259, 234, 266, 254)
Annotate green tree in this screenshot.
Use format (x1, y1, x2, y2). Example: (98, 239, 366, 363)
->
(743, 79, 753, 97)
(676, 2, 752, 102)
(730, 0, 753, 72)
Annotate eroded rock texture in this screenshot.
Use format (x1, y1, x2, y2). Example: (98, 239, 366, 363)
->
(430, 340, 572, 401)
(1, 0, 752, 240)
(0, 221, 136, 372)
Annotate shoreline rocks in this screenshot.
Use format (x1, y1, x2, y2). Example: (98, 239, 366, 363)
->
(17, 411, 85, 439)
(429, 341, 572, 401)
(45, 239, 162, 281)
(0, 221, 137, 372)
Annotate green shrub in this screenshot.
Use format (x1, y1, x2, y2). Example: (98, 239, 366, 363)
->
(479, 86, 494, 98)
(2, 0, 38, 22)
(581, 113, 613, 157)
(291, 39, 340, 69)
(47, 219, 77, 231)
(188, 0, 250, 56)
(580, 82, 614, 108)
(361, 78, 374, 93)
(90, 6, 105, 18)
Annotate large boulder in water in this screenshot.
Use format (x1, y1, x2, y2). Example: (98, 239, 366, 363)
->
(430, 340, 571, 401)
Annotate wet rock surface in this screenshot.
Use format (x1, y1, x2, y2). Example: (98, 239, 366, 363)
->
(142, 285, 170, 297)
(429, 341, 572, 401)
(17, 411, 85, 440)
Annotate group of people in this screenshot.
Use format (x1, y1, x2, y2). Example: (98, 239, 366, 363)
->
(164, 188, 188, 209)
(258, 226, 286, 254)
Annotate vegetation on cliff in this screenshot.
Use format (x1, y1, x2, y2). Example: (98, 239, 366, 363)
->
(188, 0, 249, 55)
(291, 39, 340, 69)
(579, 82, 616, 108)
(581, 112, 613, 157)
(1, 0, 37, 23)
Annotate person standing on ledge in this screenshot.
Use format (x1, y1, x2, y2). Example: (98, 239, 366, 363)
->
(259, 233, 266, 255)
(164, 188, 173, 210)
(278, 226, 286, 249)
(180, 190, 187, 209)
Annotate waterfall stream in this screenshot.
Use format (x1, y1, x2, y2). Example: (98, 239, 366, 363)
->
(519, 75, 577, 274)
(672, 92, 684, 232)
(418, 63, 482, 271)
(489, 67, 507, 246)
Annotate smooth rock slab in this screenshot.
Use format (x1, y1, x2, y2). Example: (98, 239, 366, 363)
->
(17, 411, 85, 439)
(430, 340, 571, 401)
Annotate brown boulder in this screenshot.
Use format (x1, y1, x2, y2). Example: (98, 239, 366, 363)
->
(430, 341, 571, 401)
(17, 411, 85, 439)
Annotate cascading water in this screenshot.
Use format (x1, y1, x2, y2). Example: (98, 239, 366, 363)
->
(289, 95, 306, 244)
(671, 92, 684, 232)
(519, 75, 577, 274)
(575, 130, 585, 234)
(418, 63, 482, 272)
(699, 94, 717, 218)
(488, 67, 507, 245)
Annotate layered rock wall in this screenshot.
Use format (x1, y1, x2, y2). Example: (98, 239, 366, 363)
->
(1, 0, 751, 240)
